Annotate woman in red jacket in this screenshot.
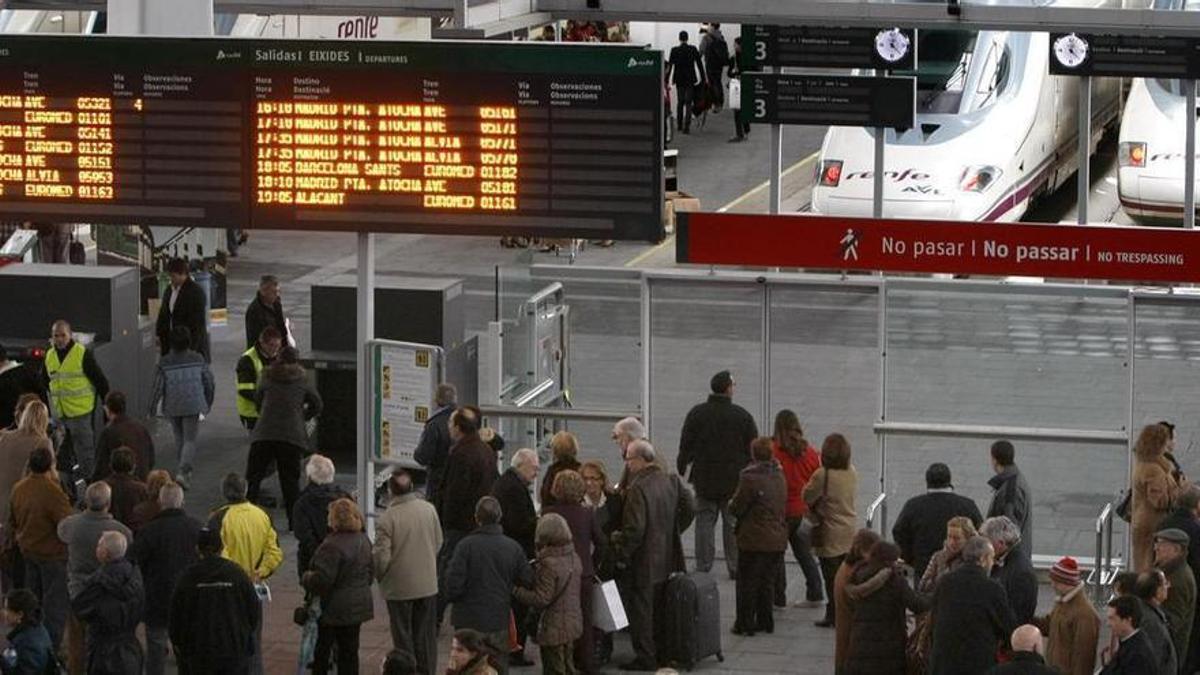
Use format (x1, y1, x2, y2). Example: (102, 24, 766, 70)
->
(772, 409, 824, 606)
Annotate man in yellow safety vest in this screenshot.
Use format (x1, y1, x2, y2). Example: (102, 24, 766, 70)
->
(43, 319, 109, 478)
(235, 326, 283, 430)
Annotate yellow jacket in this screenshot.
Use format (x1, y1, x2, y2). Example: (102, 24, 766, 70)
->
(209, 501, 283, 580)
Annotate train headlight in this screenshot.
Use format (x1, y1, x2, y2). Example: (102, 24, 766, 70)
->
(959, 165, 1001, 193)
(819, 160, 843, 187)
(1119, 142, 1147, 168)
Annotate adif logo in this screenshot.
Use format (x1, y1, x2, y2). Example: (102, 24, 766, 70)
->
(626, 57, 654, 68)
(216, 50, 242, 61)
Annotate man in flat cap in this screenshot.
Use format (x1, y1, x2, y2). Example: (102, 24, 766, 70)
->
(1155, 527, 1196, 662)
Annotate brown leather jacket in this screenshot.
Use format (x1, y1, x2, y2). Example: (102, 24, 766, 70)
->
(612, 465, 695, 588)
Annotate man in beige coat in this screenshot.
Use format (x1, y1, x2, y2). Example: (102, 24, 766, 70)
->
(374, 469, 443, 675)
(1037, 556, 1099, 675)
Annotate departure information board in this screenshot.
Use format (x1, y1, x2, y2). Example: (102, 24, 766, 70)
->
(0, 36, 665, 241)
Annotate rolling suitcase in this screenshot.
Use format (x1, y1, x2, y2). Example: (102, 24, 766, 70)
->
(662, 571, 724, 670)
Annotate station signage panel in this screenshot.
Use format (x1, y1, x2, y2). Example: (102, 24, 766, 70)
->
(677, 212, 1200, 284)
(742, 73, 916, 129)
(743, 25, 917, 71)
(1048, 32, 1200, 78)
(0, 35, 665, 241)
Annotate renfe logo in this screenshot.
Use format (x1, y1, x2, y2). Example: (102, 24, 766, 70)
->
(844, 168, 931, 182)
(338, 16, 379, 39)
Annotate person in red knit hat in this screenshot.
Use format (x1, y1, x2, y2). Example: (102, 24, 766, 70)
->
(1034, 556, 1100, 675)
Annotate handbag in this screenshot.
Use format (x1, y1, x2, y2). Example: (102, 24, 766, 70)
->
(728, 77, 741, 111)
(802, 468, 832, 547)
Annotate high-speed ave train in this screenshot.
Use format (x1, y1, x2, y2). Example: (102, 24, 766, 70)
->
(1117, 0, 1198, 224)
(811, 13, 1121, 221)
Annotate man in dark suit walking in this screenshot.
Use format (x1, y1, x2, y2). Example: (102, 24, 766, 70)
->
(666, 31, 706, 135)
(155, 258, 209, 362)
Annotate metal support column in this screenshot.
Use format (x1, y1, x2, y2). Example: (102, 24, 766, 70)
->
(768, 67, 783, 214)
(873, 128, 885, 218)
(1186, 80, 1196, 229)
(356, 232, 375, 518)
(1125, 291, 1136, 568)
(877, 279, 888, 499)
(761, 284, 771, 430)
(640, 275, 652, 436)
(1077, 76, 1091, 225)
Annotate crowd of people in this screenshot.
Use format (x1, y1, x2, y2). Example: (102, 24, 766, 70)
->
(1, 266, 1198, 675)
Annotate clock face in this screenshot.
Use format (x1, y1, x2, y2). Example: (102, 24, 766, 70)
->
(875, 28, 911, 64)
(1053, 33, 1089, 68)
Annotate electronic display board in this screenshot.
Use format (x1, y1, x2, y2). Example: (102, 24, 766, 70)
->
(0, 36, 665, 241)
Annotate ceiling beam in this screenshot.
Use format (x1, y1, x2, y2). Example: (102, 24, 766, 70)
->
(540, 0, 1200, 38)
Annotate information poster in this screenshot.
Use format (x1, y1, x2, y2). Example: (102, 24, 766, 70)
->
(371, 339, 440, 466)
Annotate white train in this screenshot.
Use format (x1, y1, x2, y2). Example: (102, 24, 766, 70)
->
(811, 21, 1121, 222)
(1116, 0, 1197, 223)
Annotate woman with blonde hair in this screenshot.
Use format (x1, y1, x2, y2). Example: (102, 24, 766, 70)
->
(128, 469, 173, 532)
(0, 401, 51, 518)
(908, 516, 979, 672)
(1133, 423, 1183, 571)
(0, 400, 52, 591)
(540, 431, 581, 508)
(513, 513, 583, 675)
(301, 497, 373, 675)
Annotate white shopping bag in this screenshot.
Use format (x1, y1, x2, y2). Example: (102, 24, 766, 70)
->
(591, 579, 628, 632)
(728, 77, 741, 111)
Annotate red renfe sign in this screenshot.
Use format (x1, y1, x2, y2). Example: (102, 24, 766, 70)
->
(676, 212, 1200, 284)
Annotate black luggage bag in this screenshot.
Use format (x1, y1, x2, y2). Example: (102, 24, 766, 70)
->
(662, 570, 724, 670)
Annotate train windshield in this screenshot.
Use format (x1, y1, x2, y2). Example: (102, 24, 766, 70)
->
(1152, 0, 1200, 96)
(896, 30, 1010, 114)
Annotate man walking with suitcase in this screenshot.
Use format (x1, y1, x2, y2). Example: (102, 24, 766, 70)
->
(612, 440, 695, 671)
(677, 370, 757, 579)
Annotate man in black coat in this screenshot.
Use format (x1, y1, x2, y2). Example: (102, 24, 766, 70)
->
(291, 453, 349, 580)
(445, 496, 533, 675)
(988, 625, 1060, 675)
(1159, 485, 1200, 673)
(987, 440, 1033, 563)
(1101, 595, 1157, 674)
(677, 370, 757, 578)
(491, 448, 539, 667)
(413, 383, 457, 504)
(72, 530, 145, 675)
(929, 536, 1017, 675)
(893, 462, 983, 579)
(0, 342, 46, 429)
(244, 274, 288, 349)
(435, 407, 499, 623)
(170, 527, 260, 675)
(127, 483, 201, 675)
(155, 257, 209, 362)
(982, 516, 1039, 625)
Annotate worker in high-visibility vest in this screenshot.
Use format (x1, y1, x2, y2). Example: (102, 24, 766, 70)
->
(235, 325, 283, 430)
(43, 319, 109, 478)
